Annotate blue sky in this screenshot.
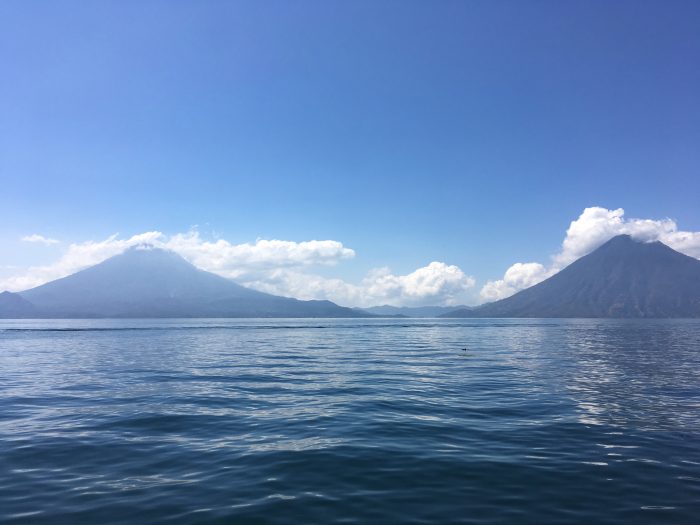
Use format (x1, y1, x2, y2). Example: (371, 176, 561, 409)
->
(1, 1, 700, 306)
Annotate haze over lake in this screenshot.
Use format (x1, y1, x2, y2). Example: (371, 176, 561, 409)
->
(2, 318, 700, 524)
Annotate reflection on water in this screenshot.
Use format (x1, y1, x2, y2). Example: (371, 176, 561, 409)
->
(1, 318, 700, 524)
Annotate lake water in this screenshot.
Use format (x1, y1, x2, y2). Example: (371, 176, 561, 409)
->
(1, 318, 700, 524)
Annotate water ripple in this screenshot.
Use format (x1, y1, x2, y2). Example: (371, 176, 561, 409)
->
(1, 318, 700, 524)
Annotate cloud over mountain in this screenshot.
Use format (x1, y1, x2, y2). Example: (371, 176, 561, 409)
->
(480, 207, 700, 302)
(11, 206, 694, 308)
(164, 232, 355, 278)
(1, 231, 474, 307)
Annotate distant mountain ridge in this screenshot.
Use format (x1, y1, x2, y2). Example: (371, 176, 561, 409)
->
(1, 246, 368, 318)
(4, 235, 700, 319)
(360, 305, 472, 318)
(0, 291, 37, 318)
(443, 235, 700, 318)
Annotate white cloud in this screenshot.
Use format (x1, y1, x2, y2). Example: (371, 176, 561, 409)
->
(479, 262, 550, 303)
(242, 262, 476, 307)
(6, 208, 699, 307)
(3, 232, 164, 292)
(21, 234, 60, 245)
(361, 262, 475, 307)
(552, 207, 690, 267)
(480, 206, 700, 302)
(164, 231, 355, 279)
(1, 230, 475, 307)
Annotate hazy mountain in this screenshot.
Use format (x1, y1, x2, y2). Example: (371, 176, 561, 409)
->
(4, 246, 368, 318)
(0, 291, 37, 318)
(443, 235, 700, 318)
(361, 305, 472, 317)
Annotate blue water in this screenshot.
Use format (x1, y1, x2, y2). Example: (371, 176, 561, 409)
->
(1, 319, 700, 524)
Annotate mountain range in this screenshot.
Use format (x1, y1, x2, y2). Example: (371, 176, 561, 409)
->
(2, 235, 700, 318)
(358, 305, 472, 318)
(443, 235, 700, 318)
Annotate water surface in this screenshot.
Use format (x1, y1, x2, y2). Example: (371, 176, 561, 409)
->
(1, 318, 699, 524)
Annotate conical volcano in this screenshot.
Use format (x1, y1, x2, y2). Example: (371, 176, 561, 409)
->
(444, 235, 700, 318)
(3, 246, 364, 318)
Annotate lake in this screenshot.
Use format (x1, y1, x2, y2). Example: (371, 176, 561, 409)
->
(1, 318, 700, 524)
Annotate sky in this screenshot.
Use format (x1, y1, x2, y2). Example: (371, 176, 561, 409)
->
(1, 0, 700, 307)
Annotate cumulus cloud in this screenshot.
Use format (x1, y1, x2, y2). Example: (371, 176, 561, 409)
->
(552, 207, 697, 266)
(1, 231, 352, 292)
(3, 232, 164, 292)
(21, 234, 60, 245)
(242, 262, 475, 307)
(479, 262, 550, 303)
(1, 230, 475, 307)
(361, 262, 476, 307)
(480, 207, 700, 302)
(164, 231, 355, 280)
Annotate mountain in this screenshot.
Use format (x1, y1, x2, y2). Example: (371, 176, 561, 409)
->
(3, 246, 368, 318)
(360, 305, 472, 317)
(443, 235, 700, 318)
(0, 291, 37, 318)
